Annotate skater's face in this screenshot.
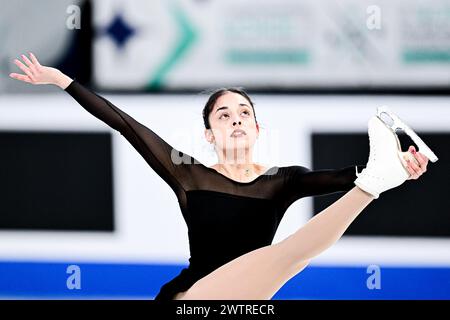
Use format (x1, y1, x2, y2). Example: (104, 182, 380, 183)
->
(205, 91, 259, 158)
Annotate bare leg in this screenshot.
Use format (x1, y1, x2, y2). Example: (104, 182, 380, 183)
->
(175, 186, 374, 300)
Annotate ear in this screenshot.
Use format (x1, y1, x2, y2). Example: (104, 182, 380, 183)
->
(205, 128, 215, 143)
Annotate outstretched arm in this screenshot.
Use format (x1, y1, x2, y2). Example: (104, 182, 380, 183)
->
(290, 164, 366, 197)
(9, 52, 194, 196)
(281, 146, 428, 209)
(279, 164, 365, 211)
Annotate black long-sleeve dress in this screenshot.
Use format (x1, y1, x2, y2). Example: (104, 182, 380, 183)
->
(64, 80, 365, 300)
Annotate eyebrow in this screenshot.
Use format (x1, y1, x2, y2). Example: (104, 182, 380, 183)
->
(215, 103, 250, 113)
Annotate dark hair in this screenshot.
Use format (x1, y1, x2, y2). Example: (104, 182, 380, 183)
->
(202, 87, 257, 130)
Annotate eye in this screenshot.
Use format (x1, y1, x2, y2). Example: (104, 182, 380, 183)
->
(242, 110, 250, 116)
(219, 113, 229, 119)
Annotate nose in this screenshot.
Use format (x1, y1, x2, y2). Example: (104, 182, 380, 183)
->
(232, 120, 242, 126)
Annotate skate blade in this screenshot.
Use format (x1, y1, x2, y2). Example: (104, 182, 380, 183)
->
(376, 106, 438, 163)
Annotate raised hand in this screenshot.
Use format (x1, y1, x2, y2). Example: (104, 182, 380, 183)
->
(9, 52, 72, 89)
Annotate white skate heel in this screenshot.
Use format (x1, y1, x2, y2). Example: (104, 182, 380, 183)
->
(377, 106, 438, 163)
(354, 107, 437, 199)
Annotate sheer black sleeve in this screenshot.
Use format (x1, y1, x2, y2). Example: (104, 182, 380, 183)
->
(281, 164, 366, 209)
(64, 80, 194, 197)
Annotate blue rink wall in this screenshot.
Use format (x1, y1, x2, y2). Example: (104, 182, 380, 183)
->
(0, 261, 449, 299)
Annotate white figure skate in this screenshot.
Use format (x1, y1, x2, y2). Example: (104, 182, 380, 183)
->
(354, 106, 438, 199)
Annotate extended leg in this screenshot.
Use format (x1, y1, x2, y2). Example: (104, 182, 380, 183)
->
(175, 186, 374, 300)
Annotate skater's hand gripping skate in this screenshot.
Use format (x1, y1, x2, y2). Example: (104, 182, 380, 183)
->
(401, 146, 429, 180)
(9, 52, 72, 89)
(354, 107, 437, 199)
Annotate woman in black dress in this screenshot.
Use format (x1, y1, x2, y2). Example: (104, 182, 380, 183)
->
(10, 53, 430, 300)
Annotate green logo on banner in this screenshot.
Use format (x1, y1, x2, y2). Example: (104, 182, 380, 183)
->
(403, 50, 450, 63)
(226, 50, 309, 65)
(147, 0, 197, 90)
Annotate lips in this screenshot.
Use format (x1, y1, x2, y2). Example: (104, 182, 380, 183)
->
(230, 129, 247, 137)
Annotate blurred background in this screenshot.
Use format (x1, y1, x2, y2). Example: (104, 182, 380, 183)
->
(0, 0, 449, 299)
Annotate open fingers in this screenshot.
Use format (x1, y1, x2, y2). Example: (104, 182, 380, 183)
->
(9, 73, 32, 83)
(29, 52, 41, 66)
(20, 54, 35, 71)
(13, 58, 34, 80)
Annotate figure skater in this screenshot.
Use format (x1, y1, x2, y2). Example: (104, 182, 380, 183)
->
(9, 53, 436, 300)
